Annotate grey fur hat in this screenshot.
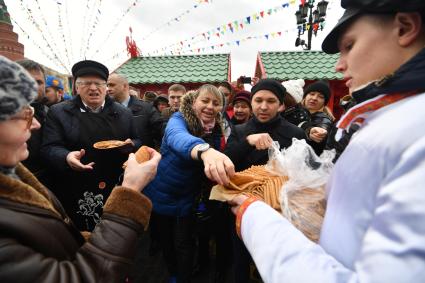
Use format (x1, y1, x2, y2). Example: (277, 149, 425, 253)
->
(0, 56, 37, 121)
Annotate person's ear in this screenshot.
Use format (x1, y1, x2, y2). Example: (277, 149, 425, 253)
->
(278, 103, 285, 112)
(395, 12, 423, 47)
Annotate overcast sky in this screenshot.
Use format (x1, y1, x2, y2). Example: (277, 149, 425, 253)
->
(4, 0, 344, 81)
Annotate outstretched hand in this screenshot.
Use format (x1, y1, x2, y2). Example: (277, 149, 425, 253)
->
(309, 127, 328, 143)
(122, 147, 161, 192)
(66, 149, 95, 171)
(201, 148, 235, 186)
(246, 133, 273, 150)
(228, 194, 249, 215)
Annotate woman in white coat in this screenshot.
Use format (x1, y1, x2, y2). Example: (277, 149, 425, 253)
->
(229, 1, 425, 282)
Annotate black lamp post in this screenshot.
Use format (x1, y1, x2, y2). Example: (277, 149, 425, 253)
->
(295, 0, 329, 50)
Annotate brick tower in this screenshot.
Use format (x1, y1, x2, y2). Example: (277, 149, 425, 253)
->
(0, 0, 24, 61)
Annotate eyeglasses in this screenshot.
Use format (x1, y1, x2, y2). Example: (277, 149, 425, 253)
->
(77, 80, 107, 88)
(10, 106, 34, 129)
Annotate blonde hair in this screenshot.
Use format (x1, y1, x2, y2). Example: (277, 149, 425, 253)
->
(179, 85, 224, 137)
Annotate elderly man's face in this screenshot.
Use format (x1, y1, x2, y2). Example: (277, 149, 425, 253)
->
(75, 75, 107, 109)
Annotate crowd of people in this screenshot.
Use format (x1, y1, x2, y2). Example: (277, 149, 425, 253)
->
(0, 0, 424, 282)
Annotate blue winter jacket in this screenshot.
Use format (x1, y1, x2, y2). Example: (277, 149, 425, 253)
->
(144, 112, 214, 217)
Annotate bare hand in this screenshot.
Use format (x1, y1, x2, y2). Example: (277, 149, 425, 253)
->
(66, 149, 94, 171)
(228, 194, 249, 215)
(122, 147, 161, 192)
(124, 138, 134, 146)
(246, 133, 273, 150)
(201, 148, 235, 186)
(251, 77, 260, 86)
(309, 127, 327, 143)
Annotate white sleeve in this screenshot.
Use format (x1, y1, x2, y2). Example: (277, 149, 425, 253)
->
(241, 201, 356, 283)
(241, 137, 425, 283)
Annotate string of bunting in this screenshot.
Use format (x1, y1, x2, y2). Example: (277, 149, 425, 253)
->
(18, 0, 69, 73)
(83, 0, 103, 58)
(89, 0, 142, 57)
(56, 0, 72, 68)
(33, 0, 70, 73)
(78, 0, 93, 59)
(11, 17, 67, 72)
(62, 0, 75, 64)
(151, 1, 295, 54)
(148, 29, 296, 56)
(141, 0, 211, 41)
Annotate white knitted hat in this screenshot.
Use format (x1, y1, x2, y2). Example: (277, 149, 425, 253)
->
(281, 79, 305, 103)
(0, 56, 37, 121)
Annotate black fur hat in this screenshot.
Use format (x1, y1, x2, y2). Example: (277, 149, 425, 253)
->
(72, 60, 109, 81)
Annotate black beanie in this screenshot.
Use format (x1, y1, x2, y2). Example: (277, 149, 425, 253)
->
(251, 79, 286, 104)
(303, 80, 331, 104)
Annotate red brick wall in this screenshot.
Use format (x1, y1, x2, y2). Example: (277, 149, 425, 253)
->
(0, 22, 24, 61)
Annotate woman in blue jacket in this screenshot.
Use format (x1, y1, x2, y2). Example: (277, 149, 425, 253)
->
(143, 85, 234, 283)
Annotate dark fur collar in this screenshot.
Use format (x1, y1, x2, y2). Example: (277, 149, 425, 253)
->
(0, 164, 60, 216)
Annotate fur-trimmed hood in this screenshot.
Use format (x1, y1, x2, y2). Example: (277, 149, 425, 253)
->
(179, 90, 223, 137)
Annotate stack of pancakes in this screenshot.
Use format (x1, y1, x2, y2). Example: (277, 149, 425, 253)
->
(210, 165, 325, 242)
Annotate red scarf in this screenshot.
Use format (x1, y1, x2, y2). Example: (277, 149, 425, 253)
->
(335, 91, 419, 141)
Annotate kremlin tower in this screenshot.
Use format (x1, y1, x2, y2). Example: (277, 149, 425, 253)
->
(0, 0, 24, 61)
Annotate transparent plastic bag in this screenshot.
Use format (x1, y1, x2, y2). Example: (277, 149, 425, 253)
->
(265, 138, 335, 241)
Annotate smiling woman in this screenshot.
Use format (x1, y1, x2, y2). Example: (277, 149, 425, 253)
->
(142, 84, 235, 282)
(0, 55, 162, 282)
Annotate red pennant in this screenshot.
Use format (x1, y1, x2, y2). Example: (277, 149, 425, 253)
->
(216, 33, 220, 37)
(260, 11, 264, 17)
(277, 31, 282, 36)
(301, 0, 306, 5)
(240, 23, 244, 29)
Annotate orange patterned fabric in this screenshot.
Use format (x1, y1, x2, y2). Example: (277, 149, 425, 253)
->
(236, 196, 259, 239)
(337, 91, 418, 130)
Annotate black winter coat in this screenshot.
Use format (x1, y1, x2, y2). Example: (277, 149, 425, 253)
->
(41, 95, 141, 171)
(40, 95, 141, 231)
(224, 115, 306, 171)
(127, 95, 164, 148)
(283, 105, 333, 155)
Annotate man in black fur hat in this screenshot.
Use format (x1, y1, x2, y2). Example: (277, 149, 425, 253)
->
(41, 60, 141, 231)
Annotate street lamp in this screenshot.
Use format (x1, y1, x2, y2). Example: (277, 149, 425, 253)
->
(295, 0, 328, 50)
